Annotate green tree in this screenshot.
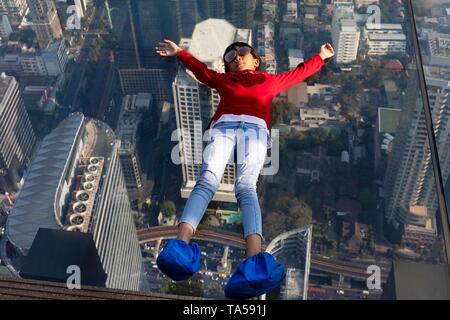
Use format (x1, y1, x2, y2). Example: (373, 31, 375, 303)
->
(271, 100, 295, 125)
(264, 211, 286, 241)
(161, 200, 176, 217)
(339, 94, 358, 118)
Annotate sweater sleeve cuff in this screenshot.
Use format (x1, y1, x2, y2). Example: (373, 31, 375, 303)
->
(177, 49, 189, 61)
(315, 54, 326, 66)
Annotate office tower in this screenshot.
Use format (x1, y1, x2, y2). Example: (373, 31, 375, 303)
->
(42, 38, 70, 76)
(0, 73, 36, 193)
(225, 0, 255, 29)
(0, 14, 12, 39)
(264, 227, 313, 300)
(26, 0, 63, 49)
(383, 63, 450, 250)
(115, 93, 151, 202)
(5, 113, 144, 291)
(0, 0, 28, 26)
(173, 18, 251, 203)
(198, 0, 225, 20)
(331, 2, 360, 65)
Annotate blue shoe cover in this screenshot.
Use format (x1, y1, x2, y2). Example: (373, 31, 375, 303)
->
(156, 239, 201, 281)
(225, 252, 286, 299)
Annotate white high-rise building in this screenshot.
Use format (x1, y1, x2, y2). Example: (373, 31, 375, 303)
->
(115, 93, 151, 199)
(0, 73, 36, 193)
(364, 23, 406, 56)
(0, 0, 28, 26)
(331, 3, 360, 65)
(384, 70, 450, 231)
(173, 18, 251, 203)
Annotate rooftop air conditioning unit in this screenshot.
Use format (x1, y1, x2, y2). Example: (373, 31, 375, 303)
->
(73, 201, 87, 214)
(84, 173, 95, 183)
(69, 213, 85, 226)
(83, 181, 94, 191)
(87, 164, 99, 174)
(90, 157, 100, 165)
(67, 225, 82, 232)
(76, 190, 89, 202)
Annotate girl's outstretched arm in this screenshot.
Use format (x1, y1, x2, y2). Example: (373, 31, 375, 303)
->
(155, 39, 221, 88)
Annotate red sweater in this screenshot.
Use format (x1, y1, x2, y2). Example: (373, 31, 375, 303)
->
(177, 49, 325, 130)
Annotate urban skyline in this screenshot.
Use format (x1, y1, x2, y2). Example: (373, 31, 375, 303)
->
(0, 0, 449, 300)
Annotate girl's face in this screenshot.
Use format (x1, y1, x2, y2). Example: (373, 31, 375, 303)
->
(227, 47, 260, 72)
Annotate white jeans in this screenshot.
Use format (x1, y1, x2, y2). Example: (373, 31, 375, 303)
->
(178, 120, 268, 239)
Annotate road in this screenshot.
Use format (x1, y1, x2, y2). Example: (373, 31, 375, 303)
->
(137, 226, 391, 282)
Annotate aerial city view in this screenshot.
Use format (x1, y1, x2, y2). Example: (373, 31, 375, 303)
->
(0, 0, 449, 300)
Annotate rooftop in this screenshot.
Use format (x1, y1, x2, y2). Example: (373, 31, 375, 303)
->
(367, 33, 406, 41)
(186, 18, 250, 66)
(0, 276, 206, 300)
(378, 107, 402, 134)
(409, 205, 428, 217)
(6, 114, 116, 252)
(6, 113, 85, 251)
(365, 23, 403, 30)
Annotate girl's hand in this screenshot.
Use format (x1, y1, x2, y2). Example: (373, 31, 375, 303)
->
(319, 43, 335, 60)
(155, 39, 182, 57)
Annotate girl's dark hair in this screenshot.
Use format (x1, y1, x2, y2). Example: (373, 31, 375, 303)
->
(223, 42, 262, 73)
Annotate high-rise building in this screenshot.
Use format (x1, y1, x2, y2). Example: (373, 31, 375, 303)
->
(115, 93, 151, 202)
(331, 2, 360, 65)
(198, 0, 225, 20)
(225, 0, 254, 30)
(384, 66, 450, 242)
(119, 69, 171, 107)
(0, 14, 12, 39)
(173, 19, 251, 203)
(0, 39, 69, 77)
(263, 227, 313, 300)
(5, 113, 144, 291)
(0, 73, 36, 193)
(26, 0, 62, 49)
(0, 0, 28, 26)
(42, 38, 70, 76)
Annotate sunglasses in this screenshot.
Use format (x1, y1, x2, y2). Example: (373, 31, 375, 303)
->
(224, 46, 253, 63)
